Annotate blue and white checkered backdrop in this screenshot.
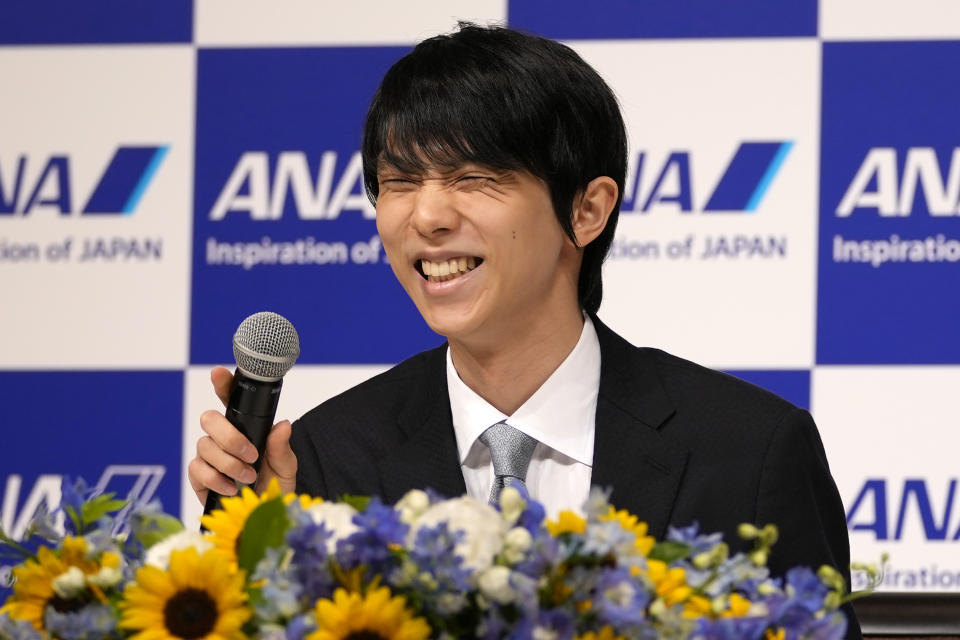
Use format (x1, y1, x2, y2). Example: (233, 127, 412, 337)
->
(1, 0, 958, 593)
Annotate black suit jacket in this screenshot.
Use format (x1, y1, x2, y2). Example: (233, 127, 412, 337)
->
(290, 317, 860, 637)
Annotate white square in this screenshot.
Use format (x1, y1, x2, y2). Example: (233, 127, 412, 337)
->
(573, 39, 820, 369)
(821, 0, 960, 41)
(0, 47, 194, 368)
(812, 366, 960, 591)
(195, 0, 507, 46)
(180, 363, 390, 526)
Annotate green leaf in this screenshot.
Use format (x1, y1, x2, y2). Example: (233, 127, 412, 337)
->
(338, 495, 371, 512)
(131, 512, 186, 549)
(648, 541, 692, 564)
(237, 497, 290, 574)
(81, 494, 128, 528)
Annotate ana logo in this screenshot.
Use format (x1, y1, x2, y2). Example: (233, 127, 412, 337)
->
(846, 478, 960, 541)
(0, 145, 169, 216)
(0, 466, 165, 540)
(836, 147, 960, 217)
(622, 141, 793, 213)
(209, 150, 374, 221)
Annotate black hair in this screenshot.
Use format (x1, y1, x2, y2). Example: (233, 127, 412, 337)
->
(361, 23, 627, 314)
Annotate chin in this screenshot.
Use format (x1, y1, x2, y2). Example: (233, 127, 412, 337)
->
(418, 307, 482, 342)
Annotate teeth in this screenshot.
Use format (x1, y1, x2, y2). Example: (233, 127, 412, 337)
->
(421, 257, 481, 282)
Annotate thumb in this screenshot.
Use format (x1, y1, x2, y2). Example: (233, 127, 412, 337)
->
(257, 420, 297, 494)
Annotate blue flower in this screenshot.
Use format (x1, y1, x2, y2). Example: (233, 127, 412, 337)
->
(43, 602, 117, 640)
(693, 616, 770, 640)
(804, 610, 848, 640)
(408, 522, 471, 594)
(0, 612, 44, 640)
(667, 522, 723, 555)
(582, 520, 638, 557)
(764, 569, 834, 638)
(510, 609, 574, 640)
(59, 477, 91, 533)
(252, 548, 306, 621)
(511, 487, 547, 536)
(337, 498, 407, 573)
(283, 511, 336, 601)
(593, 567, 650, 627)
(512, 529, 561, 579)
(285, 612, 317, 640)
(783, 567, 828, 612)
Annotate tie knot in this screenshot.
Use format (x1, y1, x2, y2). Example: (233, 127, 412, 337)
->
(479, 421, 538, 481)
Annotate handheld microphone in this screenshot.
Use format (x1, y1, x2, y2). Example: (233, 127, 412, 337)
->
(203, 311, 300, 516)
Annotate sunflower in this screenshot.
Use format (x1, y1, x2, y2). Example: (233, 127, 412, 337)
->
(121, 547, 250, 640)
(1, 536, 100, 630)
(308, 587, 430, 640)
(546, 510, 587, 536)
(200, 478, 287, 563)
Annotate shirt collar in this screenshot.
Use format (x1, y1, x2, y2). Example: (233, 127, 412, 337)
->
(447, 314, 601, 466)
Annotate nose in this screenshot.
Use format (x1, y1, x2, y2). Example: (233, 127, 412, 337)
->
(410, 184, 459, 238)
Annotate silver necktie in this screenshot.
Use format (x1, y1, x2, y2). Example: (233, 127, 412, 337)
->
(479, 421, 538, 505)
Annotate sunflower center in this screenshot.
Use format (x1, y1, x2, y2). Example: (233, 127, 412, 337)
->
(164, 588, 219, 639)
(48, 592, 92, 613)
(344, 633, 388, 640)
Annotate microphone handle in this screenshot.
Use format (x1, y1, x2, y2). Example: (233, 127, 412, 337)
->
(202, 368, 283, 519)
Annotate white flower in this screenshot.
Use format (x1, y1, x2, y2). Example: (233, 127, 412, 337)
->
(436, 592, 467, 615)
(395, 489, 431, 524)
(503, 527, 532, 563)
(306, 502, 359, 553)
(409, 496, 506, 573)
(499, 486, 526, 525)
(477, 566, 517, 604)
(145, 530, 213, 569)
(52, 566, 86, 598)
(533, 628, 558, 640)
(87, 563, 123, 588)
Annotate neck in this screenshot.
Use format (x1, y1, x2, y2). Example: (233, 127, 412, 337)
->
(448, 305, 585, 415)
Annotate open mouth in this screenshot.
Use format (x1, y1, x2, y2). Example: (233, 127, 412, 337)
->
(417, 257, 484, 283)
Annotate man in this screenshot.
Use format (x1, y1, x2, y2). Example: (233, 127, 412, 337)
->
(189, 24, 860, 637)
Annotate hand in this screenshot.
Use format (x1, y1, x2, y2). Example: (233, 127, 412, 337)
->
(187, 366, 298, 505)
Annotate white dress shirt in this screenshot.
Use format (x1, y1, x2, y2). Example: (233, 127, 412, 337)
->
(446, 315, 601, 518)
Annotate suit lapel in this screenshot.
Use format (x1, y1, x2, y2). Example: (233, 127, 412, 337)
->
(378, 346, 467, 503)
(591, 317, 689, 539)
(375, 320, 690, 536)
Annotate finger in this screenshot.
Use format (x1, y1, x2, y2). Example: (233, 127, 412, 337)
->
(188, 455, 239, 503)
(211, 366, 233, 408)
(197, 436, 258, 486)
(199, 410, 258, 464)
(258, 421, 298, 494)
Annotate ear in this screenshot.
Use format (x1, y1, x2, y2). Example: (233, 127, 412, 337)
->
(571, 176, 618, 247)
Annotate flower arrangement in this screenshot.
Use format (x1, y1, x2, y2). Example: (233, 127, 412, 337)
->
(0, 478, 879, 640)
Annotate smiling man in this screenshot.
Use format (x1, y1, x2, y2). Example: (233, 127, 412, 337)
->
(188, 23, 859, 638)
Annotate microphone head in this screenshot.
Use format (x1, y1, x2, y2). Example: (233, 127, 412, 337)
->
(232, 312, 300, 381)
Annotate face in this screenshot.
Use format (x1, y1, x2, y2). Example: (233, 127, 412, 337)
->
(375, 161, 580, 347)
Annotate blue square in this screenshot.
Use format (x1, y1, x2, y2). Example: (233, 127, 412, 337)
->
(723, 369, 810, 411)
(192, 48, 444, 365)
(0, 0, 191, 44)
(818, 42, 960, 364)
(508, 0, 816, 39)
(0, 371, 182, 537)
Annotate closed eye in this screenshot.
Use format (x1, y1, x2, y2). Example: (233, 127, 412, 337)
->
(457, 176, 496, 189)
